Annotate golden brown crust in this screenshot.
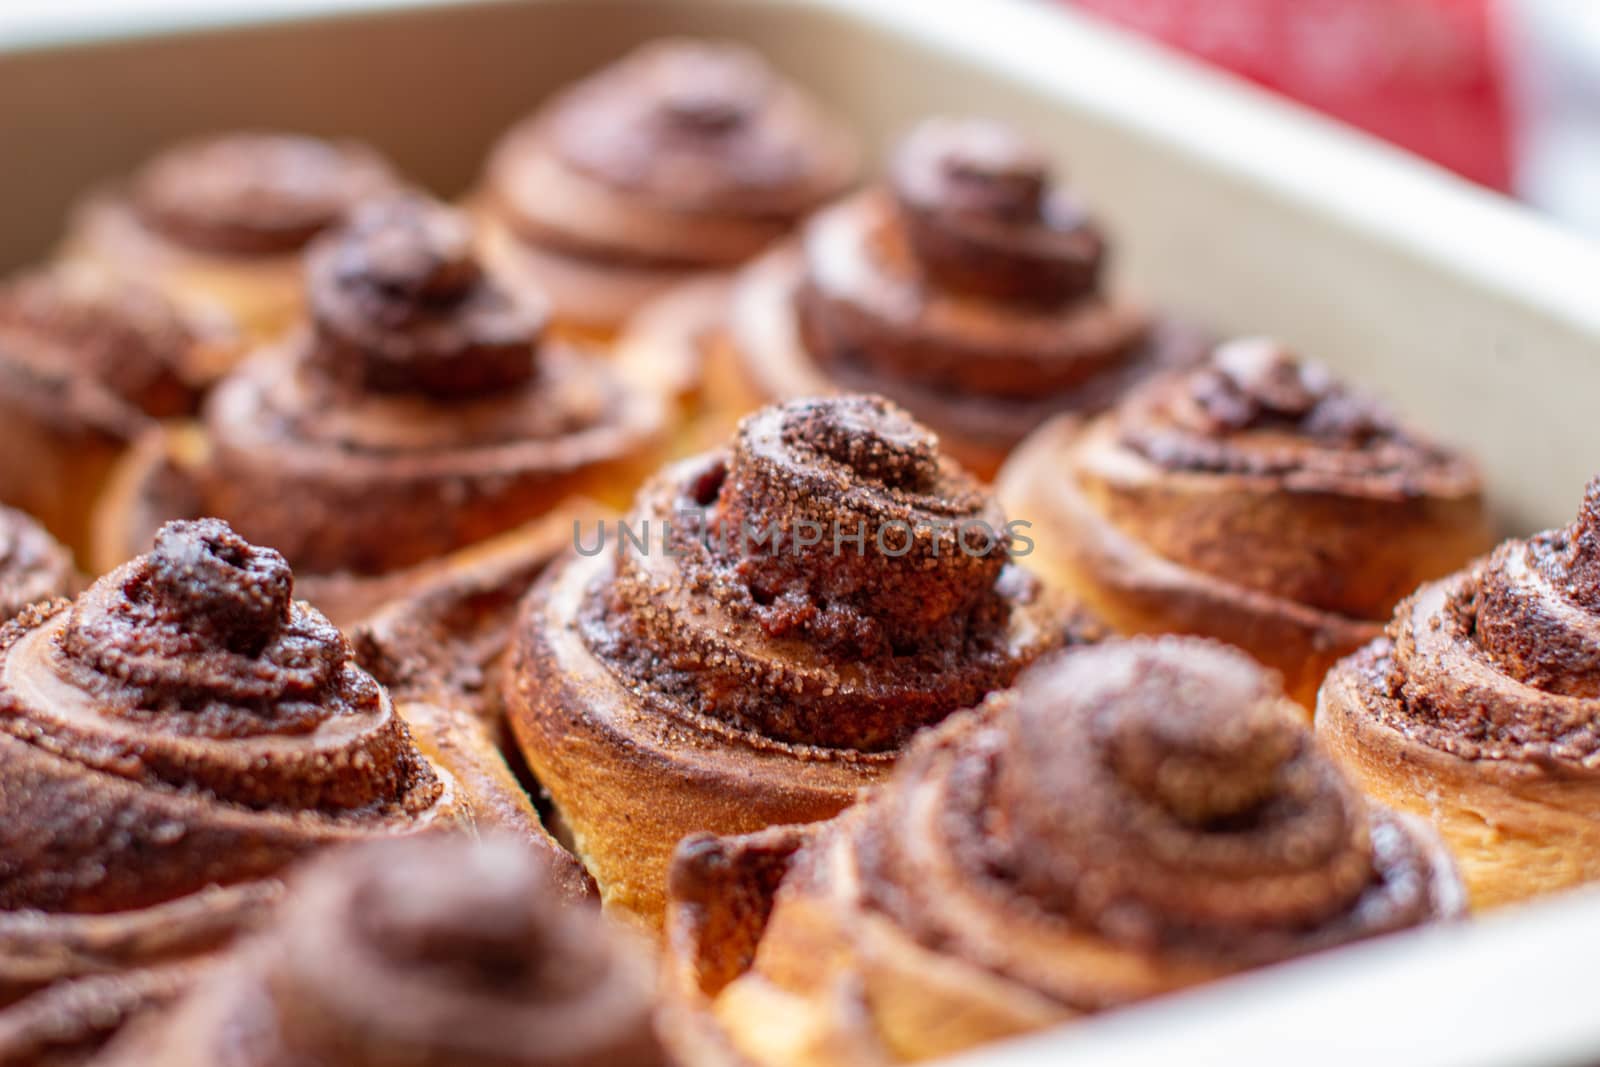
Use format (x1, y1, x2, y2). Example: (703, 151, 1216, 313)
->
(477, 38, 856, 334)
(0, 519, 476, 1062)
(998, 340, 1493, 706)
(666, 638, 1464, 1065)
(97, 835, 667, 1067)
(60, 133, 402, 339)
(1317, 477, 1600, 908)
(0, 507, 76, 622)
(724, 118, 1205, 477)
(507, 396, 1089, 929)
(97, 195, 667, 580)
(350, 510, 601, 904)
(0, 268, 234, 559)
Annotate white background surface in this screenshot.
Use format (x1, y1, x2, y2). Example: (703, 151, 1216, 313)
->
(0, 0, 471, 47)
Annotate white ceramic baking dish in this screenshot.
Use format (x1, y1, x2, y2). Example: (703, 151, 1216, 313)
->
(4, 1, 1600, 1063)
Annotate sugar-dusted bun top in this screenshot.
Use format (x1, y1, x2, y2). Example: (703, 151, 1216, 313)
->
(890, 116, 1106, 306)
(306, 193, 546, 397)
(131, 132, 400, 256)
(543, 38, 855, 219)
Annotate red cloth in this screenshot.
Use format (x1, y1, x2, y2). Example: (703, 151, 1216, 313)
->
(1064, 0, 1512, 189)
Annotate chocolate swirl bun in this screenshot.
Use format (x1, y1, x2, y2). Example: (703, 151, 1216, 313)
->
(0, 506, 75, 621)
(1319, 477, 1600, 909)
(102, 193, 665, 592)
(98, 835, 665, 1067)
(506, 395, 1087, 929)
(61, 132, 402, 339)
(0, 267, 233, 560)
(998, 338, 1492, 706)
(478, 38, 856, 335)
(0, 519, 478, 1063)
(717, 117, 1203, 478)
(665, 638, 1463, 1065)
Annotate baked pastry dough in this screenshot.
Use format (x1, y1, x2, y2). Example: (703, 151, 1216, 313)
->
(0, 519, 583, 1064)
(506, 394, 1088, 929)
(1319, 477, 1600, 909)
(97, 835, 665, 1067)
(93, 194, 666, 617)
(998, 338, 1492, 706)
(711, 116, 1203, 477)
(0, 267, 233, 558)
(61, 132, 400, 342)
(478, 38, 856, 337)
(665, 637, 1465, 1065)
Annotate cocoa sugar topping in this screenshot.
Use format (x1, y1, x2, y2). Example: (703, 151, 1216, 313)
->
(891, 116, 1105, 305)
(1121, 339, 1459, 486)
(306, 194, 545, 397)
(714, 396, 1005, 645)
(849, 639, 1450, 981)
(988, 641, 1381, 946)
(1376, 479, 1600, 760)
(1174, 339, 1387, 442)
(582, 396, 1071, 752)
(544, 39, 848, 219)
(54, 519, 348, 719)
(19, 519, 434, 811)
(131, 133, 397, 256)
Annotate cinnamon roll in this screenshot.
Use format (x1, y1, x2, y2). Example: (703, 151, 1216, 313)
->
(1318, 477, 1600, 909)
(506, 394, 1089, 930)
(0, 506, 75, 621)
(0, 267, 233, 559)
(477, 38, 856, 337)
(711, 116, 1204, 478)
(98, 835, 666, 1067)
(998, 338, 1492, 707)
(95, 194, 666, 610)
(61, 132, 401, 342)
(665, 637, 1464, 1065)
(0, 519, 574, 1063)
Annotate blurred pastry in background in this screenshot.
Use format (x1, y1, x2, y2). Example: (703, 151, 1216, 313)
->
(506, 394, 1089, 930)
(59, 131, 402, 343)
(1319, 476, 1600, 910)
(0, 265, 234, 558)
(476, 38, 856, 338)
(664, 637, 1464, 1065)
(0, 503, 76, 619)
(706, 116, 1203, 478)
(98, 835, 664, 1067)
(93, 193, 666, 620)
(998, 338, 1492, 706)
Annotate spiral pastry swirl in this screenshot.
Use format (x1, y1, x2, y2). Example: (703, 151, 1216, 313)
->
(507, 395, 1083, 928)
(0, 507, 74, 621)
(105, 192, 667, 579)
(665, 638, 1462, 1065)
(62, 132, 403, 340)
(0, 267, 233, 560)
(723, 116, 1202, 477)
(0, 519, 467, 1063)
(998, 338, 1492, 706)
(478, 37, 856, 333)
(100, 836, 665, 1067)
(1319, 477, 1600, 908)
(129, 133, 398, 258)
